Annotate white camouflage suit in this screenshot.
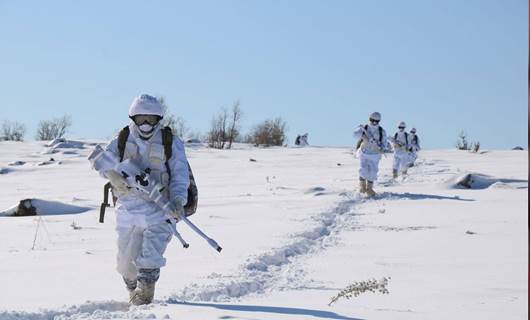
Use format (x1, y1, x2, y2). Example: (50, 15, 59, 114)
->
(392, 131, 411, 173)
(353, 124, 387, 182)
(409, 133, 421, 165)
(104, 123, 190, 285)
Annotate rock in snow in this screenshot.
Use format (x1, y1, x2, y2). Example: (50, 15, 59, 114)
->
(0, 198, 91, 216)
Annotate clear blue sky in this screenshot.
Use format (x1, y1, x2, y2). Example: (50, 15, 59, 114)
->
(0, 0, 527, 149)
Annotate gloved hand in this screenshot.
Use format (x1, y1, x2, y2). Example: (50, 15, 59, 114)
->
(106, 171, 130, 194)
(169, 199, 186, 220)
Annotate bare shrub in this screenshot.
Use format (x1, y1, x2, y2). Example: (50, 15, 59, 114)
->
(227, 100, 243, 149)
(158, 96, 190, 140)
(207, 108, 229, 149)
(35, 115, 72, 140)
(164, 114, 189, 139)
(1, 121, 26, 141)
(456, 130, 469, 150)
(470, 141, 481, 153)
(329, 277, 390, 306)
(247, 117, 288, 147)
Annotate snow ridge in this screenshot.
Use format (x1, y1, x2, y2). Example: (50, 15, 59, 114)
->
(0, 301, 130, 320)
(169, 198, 359, 303)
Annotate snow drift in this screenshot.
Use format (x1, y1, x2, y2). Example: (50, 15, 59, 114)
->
(448, 172, 528, 190)
(0, 198, 91, 217)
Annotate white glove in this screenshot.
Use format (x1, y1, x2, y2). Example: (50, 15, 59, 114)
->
(169, 199, 186, 220)
(106, 171, 130, 194)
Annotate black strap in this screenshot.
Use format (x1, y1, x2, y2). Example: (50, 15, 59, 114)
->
(363, 125, 383, 144)
(161, 126, 173, 180)
(404, 132, 408, 145)
(117, 126, 130, 161)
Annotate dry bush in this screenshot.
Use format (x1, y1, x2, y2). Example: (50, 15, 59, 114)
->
(456, 130, 469, 150)
(329, 277, 390, 306)
(247, 117, 287, 147)
(207, 101, 243, 149)
(35, 115, 72, 140)
(1, 121, 26, 141)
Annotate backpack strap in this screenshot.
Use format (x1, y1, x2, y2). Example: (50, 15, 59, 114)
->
(394, 132, 398, 140)
(379, 126, 383, 144)
(161, 126, 173, 180)
(405, 132, 408, 145)
(117, 126, 130, 161)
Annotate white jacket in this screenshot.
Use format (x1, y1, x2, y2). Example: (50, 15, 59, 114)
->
(105, 124, 190, 227)
(410, 134, 421, 151)
(391, 131, 410, 153)
(354, 124, 387, 155)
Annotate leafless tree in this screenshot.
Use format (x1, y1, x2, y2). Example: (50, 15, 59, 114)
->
(227, 100, 243, 149)
(248, 117, 288, 147)
(1, 121, 26, 141)
(207, 107, 229, 149)
(456, 130, 469, 150)
(157, 96, 190, 139)
(470, 141, 481, 153)
(35, 115, 71, 140)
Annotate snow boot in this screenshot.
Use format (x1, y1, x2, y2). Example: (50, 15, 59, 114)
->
(123, 277, 137, 302)
(130, 281, 156, 306)
(392, 169, 398, 179)
(366, 181, 377, 197)
(359, 178, 367, 193)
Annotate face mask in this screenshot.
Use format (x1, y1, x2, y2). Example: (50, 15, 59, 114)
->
(138, 123, 156, 139)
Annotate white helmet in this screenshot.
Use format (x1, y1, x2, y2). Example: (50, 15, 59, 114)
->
(397, 121, 406, 128)
(410, 127, 417, 134)
(369, 112, 381, 122)
(128, 94, 164, 118)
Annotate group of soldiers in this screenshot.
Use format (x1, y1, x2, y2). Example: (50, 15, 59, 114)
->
(354, 112, 421, 196)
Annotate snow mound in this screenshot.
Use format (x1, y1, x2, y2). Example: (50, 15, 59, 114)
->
(304, 187, 326, 194)
(8, 160, 26, 166)
(43, 139, 92, 155)
(171, 200, 356, 302)
(0, 167, 12, 174)
(0, 198, 91, 216)
(448, 173, 528, 190)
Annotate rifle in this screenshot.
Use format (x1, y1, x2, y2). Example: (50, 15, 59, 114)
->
(88, 145, 222, 253)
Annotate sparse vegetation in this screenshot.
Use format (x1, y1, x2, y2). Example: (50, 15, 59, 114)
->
(35, 115, 72, 141)
(246, 117, 288, 147)
(207, 101, 243, 149)
(456, 130, 469, 150)
(329, 277, 390, 306)
(157, 96, 192, 140)
(1, 120, 26, 141)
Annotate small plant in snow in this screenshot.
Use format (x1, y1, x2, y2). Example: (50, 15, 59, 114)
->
(329, 277, 390, 306)
(70, 221, 82, 230)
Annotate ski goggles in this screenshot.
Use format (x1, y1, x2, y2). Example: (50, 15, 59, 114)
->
(369, 119, 380, 124)
(398, 127, 405, 130)
(132, 114, 161, 126)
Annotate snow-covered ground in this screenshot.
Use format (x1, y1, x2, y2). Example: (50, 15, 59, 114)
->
(0, 140, 527, 320)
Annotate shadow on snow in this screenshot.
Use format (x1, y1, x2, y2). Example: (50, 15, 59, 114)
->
(171, 301, 363, 320)
(380, 192, 475, 202)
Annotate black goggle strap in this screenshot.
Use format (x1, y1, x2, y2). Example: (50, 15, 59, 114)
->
(132, 115, 160, 125)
